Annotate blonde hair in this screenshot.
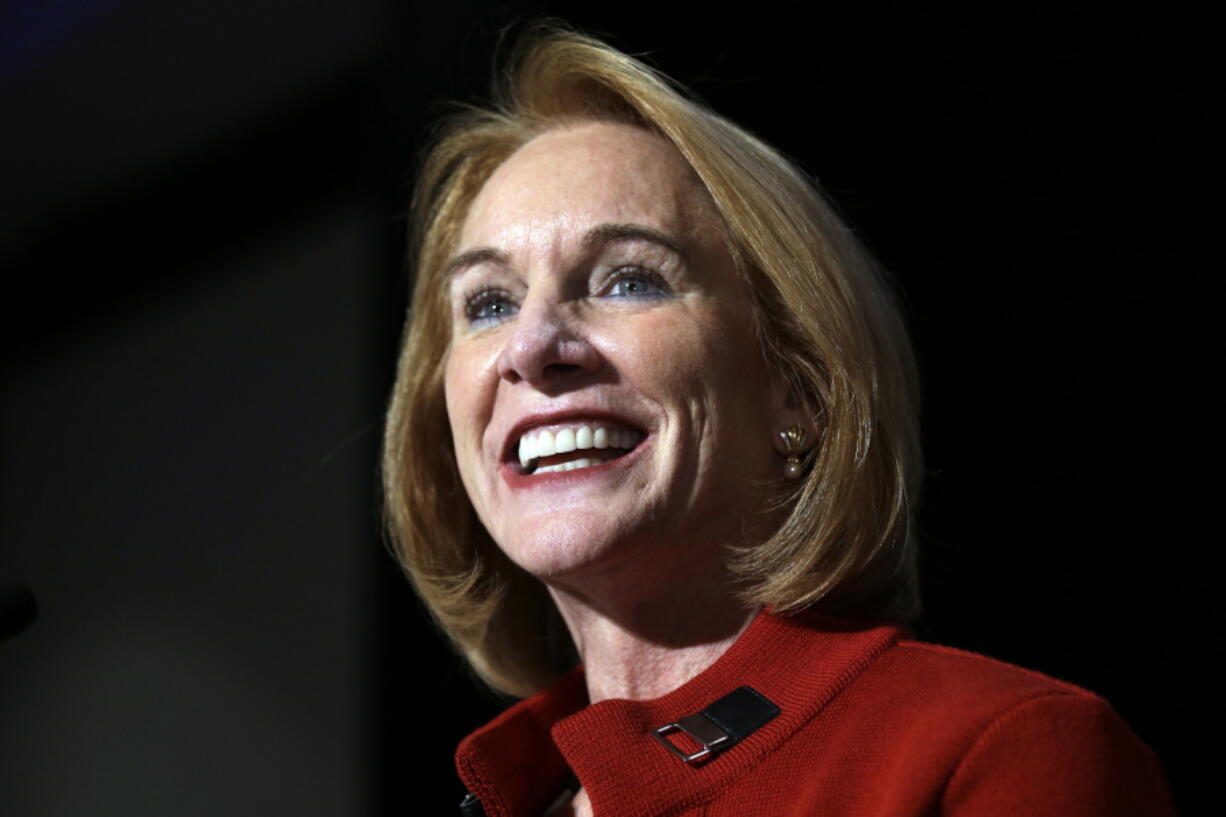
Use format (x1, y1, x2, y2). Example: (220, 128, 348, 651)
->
(383, 25, 922, 697)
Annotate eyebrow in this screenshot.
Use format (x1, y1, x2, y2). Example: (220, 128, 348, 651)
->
(443, 247, 508, 281)
(443, 222, 685, 280)
(582, 223, 685, 258)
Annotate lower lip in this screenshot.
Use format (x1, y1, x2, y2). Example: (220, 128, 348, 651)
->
(500, 436, 652, 490)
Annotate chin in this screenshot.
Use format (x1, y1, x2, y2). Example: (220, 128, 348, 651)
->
(493, 516, 649, 582)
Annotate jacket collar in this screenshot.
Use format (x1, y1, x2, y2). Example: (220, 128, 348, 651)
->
(456, 608, 902, 817)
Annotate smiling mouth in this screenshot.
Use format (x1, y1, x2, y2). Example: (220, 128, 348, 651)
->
(515, 422, 645, 475)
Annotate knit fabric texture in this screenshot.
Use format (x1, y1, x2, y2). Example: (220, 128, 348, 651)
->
(455, 608, 1174, 816)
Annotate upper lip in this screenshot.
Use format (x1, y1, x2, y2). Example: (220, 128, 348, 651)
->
(500, 408, 650, 464)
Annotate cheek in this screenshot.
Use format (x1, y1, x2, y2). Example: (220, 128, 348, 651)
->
(443, 346, 481, 459)
(442, 349, 491, 527)
(628, 304, 766, 397)
(621, 309, 718, 382)
(442, 351, 461, 432)
(443, 338, 504, 461)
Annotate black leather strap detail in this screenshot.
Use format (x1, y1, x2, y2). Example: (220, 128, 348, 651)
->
(701, 686, 780, 743)
(458, 792, 485, 817)
(653, 685, 781, 764)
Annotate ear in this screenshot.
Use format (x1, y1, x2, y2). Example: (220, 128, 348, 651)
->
(767, 367, 821, 458)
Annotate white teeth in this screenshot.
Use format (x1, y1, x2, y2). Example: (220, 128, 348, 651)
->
(535, 457, 597, 474)
(575, 426, 593, 449)
(514, 423, 644, 473)
(536, 429, 556, 457)
(518, 434, 536, 470)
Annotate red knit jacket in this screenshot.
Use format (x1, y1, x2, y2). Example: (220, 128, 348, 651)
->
(455, 609, 1174, 816)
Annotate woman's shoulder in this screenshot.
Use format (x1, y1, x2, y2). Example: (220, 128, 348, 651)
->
(853, 633, 1134, 737)
(685, 613, 1178, 816)
(789, 611, 1100, 710)
(884, 636, 1101, 701)
(824, 633, 1176, 816)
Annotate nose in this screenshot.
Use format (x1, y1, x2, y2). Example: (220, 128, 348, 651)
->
(495, 295, 602, 390)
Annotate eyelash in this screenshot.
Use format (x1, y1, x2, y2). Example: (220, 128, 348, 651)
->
(602, 266, 670, 299)
(460, 266, 672, 327)
(462, 287, 515, 325)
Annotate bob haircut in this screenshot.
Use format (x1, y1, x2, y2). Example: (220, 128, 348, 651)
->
(383, 25, 922, 697)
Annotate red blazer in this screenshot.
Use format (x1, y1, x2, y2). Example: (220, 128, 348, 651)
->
(455, 609, 1174, 816)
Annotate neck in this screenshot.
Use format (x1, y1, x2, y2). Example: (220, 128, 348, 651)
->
(545, 563, 759, 704)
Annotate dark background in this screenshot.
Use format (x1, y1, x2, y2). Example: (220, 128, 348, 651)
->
(1, 2, 1216, 815)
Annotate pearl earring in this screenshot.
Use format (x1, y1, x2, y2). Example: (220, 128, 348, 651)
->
(778, 425, 808, 480)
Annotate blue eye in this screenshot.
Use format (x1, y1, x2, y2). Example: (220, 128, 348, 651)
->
(464, 290, 518, 326)
(605, 268, 668, 299)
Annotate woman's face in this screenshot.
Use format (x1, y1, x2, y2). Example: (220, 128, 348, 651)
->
(443, 122, 788, 586)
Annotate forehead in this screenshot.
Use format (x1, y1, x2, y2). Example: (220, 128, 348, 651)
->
(458, 122, 721, 251)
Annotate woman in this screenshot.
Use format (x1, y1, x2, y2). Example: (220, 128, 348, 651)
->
(383, 27, 1174, 817)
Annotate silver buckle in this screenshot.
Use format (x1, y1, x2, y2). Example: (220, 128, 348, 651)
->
(652, 713, 731, 763)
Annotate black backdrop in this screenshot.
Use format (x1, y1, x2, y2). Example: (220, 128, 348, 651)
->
(1, 2, 1215, 815)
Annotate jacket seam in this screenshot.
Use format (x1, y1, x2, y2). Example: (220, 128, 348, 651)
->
(896, 640, 1098, 696)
